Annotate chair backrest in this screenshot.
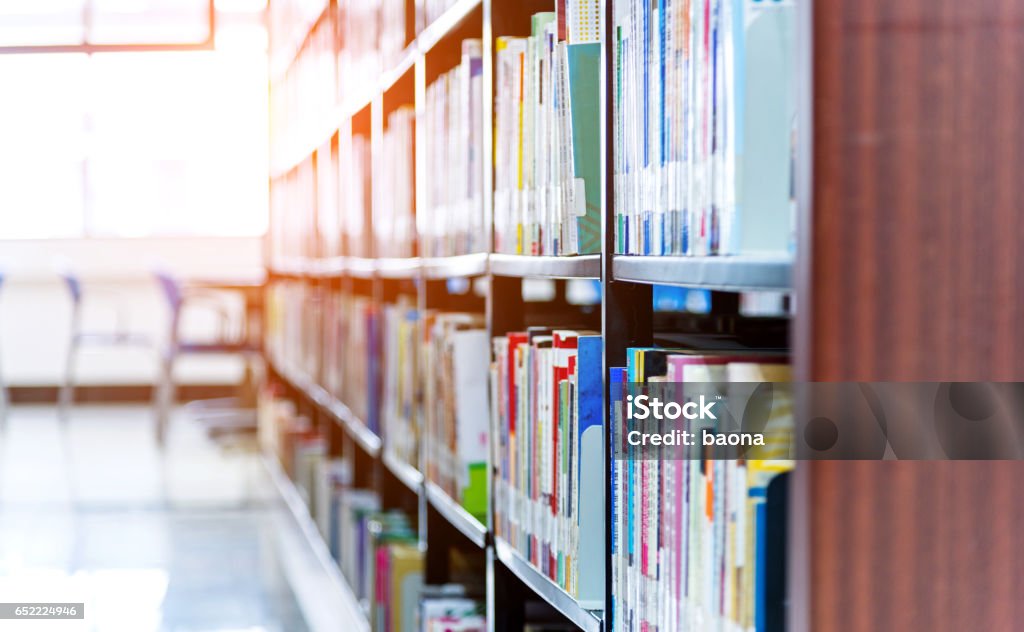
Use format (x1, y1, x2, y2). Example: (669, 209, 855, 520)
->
(153, 269, 183, 313)
(59, 270, 82, 305)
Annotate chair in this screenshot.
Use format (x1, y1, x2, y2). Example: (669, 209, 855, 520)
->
(58, 268, 153, 422)
(152, 270, 261, 445)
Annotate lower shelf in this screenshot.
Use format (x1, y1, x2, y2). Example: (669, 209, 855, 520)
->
(262, 452, 369, 632)
(424, 481, 488, 549)
(269, 358, 382, 457)
(493, 537, 603, 632)
(382, 449, 424, 493)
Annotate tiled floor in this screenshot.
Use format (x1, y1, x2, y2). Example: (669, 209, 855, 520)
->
(0, 405, 350, 632)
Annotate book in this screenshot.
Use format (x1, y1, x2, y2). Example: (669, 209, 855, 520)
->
(343, 131, 372, 258)
(424, 313, 490, 520)
(382, 296, 422, 468)
(491, 330, 603, 600)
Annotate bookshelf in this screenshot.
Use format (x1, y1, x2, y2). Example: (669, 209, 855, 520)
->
(265, 0, 801, 631)
(263, 452, 370, 632)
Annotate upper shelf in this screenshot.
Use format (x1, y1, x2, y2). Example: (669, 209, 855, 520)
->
(612, 254, 793, 292)
(376, 257, 422, 279)
(422, 253, 488, 279)
(273, 253, 791, 291)
(490, 254, 601, 279)
(417, 0, 482, 55)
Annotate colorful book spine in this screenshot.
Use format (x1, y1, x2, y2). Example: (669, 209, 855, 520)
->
(612, 0, 795, 256)
(424, 313, 490, 520)
(492, 10, 603, 256)
(611, 349, 792, 631)
(422, 40, 486, 257)
(492, 330, 603, 600)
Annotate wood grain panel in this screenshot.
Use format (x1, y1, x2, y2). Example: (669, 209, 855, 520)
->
(806, 0, 1024, 629)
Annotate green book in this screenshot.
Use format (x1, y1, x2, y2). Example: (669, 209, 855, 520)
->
(567, 42, 602, 254)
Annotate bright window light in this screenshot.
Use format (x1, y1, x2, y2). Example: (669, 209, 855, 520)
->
(0, 39, 268, 239)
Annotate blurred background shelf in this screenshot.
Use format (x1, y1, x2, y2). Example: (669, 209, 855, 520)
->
(263, 453, 370, 632)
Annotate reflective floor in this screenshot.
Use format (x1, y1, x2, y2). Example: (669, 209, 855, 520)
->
(0, 405, 349, 632)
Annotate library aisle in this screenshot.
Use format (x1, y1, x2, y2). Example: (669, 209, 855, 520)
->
(2, 0, 1023, 630)
(0, 405, 356, 632)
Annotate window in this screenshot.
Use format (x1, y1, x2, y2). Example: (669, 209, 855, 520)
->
(0, 12, 268, 239)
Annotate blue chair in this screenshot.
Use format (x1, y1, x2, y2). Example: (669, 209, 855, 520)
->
(58, 267, 153, 422)
(152, 270, 260, 445)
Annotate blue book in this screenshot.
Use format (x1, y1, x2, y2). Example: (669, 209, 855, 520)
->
(576, 335, 604, 606)
(609, 366, 626, 625)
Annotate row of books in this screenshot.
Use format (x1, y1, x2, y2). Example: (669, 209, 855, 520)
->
(611, 0, 796, 256)
(271, 9, 335, 158)
(320, 288, 491, 522)
(343, 132, 374, 259)
(265, 280, 323, 383)
(492, 7, 602, 256)
(269, 157, 317, 263)
(609, 352, 792, 632)
(377, 106, 417, 258)
(421, 40, 486, 257)
(260, 385, 490, 632)
(491, 329, 605, 605)
(381, 297, 422, 468)
(423, 312, 490, 521)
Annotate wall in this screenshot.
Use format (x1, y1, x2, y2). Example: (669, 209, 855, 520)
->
(0, 236, 263, 387)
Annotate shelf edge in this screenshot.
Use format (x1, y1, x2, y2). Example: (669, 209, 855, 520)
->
(262, 452, 371, 632)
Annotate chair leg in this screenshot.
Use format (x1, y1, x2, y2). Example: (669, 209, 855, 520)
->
(0, 360, 7, 433)
(59, 341, 77, 423)
(155, 353, 176, 445)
